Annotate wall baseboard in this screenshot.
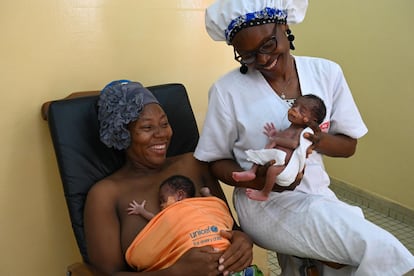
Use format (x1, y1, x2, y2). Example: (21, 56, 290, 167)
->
(330, 177, 414, 227)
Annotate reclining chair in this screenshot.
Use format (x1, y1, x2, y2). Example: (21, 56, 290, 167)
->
(41, 83, 199, 275)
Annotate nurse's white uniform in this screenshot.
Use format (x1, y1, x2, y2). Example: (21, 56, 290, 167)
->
(195, 56, 414, 275)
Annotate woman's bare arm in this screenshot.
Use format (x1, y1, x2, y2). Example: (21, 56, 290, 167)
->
(84, 181, 129, 274)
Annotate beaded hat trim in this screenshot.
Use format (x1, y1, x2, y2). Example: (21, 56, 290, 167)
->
(225, 7, 287, 44)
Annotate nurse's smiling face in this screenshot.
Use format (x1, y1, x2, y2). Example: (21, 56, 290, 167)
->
(232, 23, 291, 77)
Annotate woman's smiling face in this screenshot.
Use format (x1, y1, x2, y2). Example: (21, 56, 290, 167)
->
(127, 103, 173, 168)
(232, 23, 291, 75)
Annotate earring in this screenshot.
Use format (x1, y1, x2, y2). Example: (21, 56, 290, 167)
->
(240, 63, 248, 74)
(286, 29, 295, 50)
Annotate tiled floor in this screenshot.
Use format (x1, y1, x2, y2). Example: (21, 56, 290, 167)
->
(267, 194, 414, 275)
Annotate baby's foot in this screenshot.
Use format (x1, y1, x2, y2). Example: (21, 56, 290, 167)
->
(232, 171, 256, 182)
(245, 188, 269, 201)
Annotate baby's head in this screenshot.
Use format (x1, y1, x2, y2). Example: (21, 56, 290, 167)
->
(293, 94, 326, 124)
(159, 175, 196, 209)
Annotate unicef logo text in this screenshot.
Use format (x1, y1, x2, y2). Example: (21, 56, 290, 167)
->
(189, 225, 219, 239)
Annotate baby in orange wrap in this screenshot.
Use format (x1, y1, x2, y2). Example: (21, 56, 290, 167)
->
(125, 175, 234, 271)
(127, 174, 212, 219)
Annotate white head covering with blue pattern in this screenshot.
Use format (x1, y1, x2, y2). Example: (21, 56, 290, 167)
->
(205, 0, 308, 44)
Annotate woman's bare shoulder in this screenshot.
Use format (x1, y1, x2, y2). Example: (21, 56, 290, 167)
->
(170, 152, 208, 170)
(169, 151, 195, 160)
(170, 153, 219, 187)
(87, 174, 122, 201)
(172, 152, 205, 163)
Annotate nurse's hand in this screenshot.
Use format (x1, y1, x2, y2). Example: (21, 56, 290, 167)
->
(271, 170, 303, 192)
(304, 120, 322, 156)
(255, 160, 303, 193)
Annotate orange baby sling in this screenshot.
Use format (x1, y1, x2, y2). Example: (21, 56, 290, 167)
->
(125, 197, 233, 271)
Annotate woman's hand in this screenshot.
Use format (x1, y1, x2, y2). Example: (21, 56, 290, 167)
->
(271, 170, 303, 192)
(210, 159, 301, 192)
(304, 120, 357, 158)
(218, 230, 253, 275)
(254, 161, 302, 193)
(170, 246, 222, 276)
(303, 120, 322, 156)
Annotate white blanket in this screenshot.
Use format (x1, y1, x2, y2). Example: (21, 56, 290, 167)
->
(245, 127, 313, 186)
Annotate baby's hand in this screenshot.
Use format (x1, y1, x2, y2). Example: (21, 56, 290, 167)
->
(200, 187, 212, 197)
(126, 200, 146, 215)
(263, 122, 277, 138)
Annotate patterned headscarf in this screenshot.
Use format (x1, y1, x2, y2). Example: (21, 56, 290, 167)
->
(97, 80, 159, 150)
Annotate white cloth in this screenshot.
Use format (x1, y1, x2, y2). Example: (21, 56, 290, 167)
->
(245, 148, 286, 166)
(245, 127, 313, 186)
(194, 56, 414, 275)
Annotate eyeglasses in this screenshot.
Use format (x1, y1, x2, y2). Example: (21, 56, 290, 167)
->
(233, 24, 278, 65)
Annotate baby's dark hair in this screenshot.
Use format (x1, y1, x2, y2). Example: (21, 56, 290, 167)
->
(301, 94, 326, 124)
(160, 175, 196, 198)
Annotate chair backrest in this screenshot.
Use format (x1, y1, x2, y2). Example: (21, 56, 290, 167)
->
(45, 83, 199, 262)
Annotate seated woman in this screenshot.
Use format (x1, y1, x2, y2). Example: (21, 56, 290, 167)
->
(84, 80, 253, 275)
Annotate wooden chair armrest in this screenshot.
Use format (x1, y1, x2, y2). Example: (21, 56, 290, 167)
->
(67, 262, 105, 276)
(41, 91, 100, 121)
